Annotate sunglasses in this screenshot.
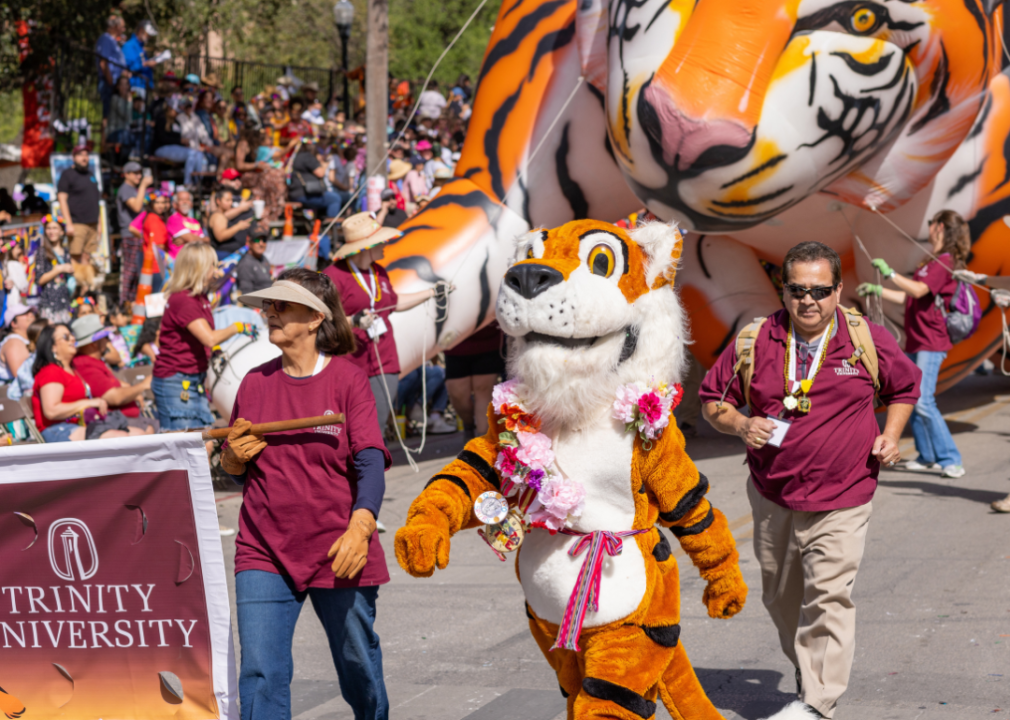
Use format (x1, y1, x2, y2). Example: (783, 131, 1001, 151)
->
(262, 299, 299, 313)
(55, 333, 75, 343)
(250, 238, 267, 245)
(784, 283, 838, 301)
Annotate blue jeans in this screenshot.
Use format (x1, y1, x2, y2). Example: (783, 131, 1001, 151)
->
(42, 422, 77, 443)
(397, 366, 448, 414)
(236, 570, 388, 720)
(154, 145, 207, 186)
(907, 351, 962, 467)
(151, 371, 214, 430)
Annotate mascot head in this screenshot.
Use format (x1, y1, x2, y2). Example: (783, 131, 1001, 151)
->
(596, 0, 1000, 231)
(496, 219, 688, 428)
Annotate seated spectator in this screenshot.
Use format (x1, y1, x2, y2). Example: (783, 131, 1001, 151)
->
(236, 236, 272, 294)
(376, 189, 407, 228)
(166, 188, 206, 257)
(30, 324, 129, 443)
(106, 303, 135, 366)
(417, 79, 446, 119)
(219, 167, 243, 193)
(1, 302, 36, 385)
(328, 145, 356, 208)
(133, 316, 162, 365)
(418, 140, 448, 188)
(236, 127, 293, 230)
(288, 139, 341, 255)
(282, 97, 313, 142)
(6, 318, 48, 401)
(397, 362, 455, 434)
(2, 240, 29, 304)
(153, 100, 208, 186)
(402, 155, 429, 213)
(107, 74, 136, 160)
(70, 315, 156, 431)
(19, 184, 50, 215)
(208, 188, 255, 260)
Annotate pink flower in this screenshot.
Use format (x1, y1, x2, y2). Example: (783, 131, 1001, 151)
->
(494, 445, 519, 476)
(535, 477, 585, 525)
(492, 379, 520, 412)
(638, 392, 663, 424)
(515, 431, 554, 471)
(612, 384, 641, 423)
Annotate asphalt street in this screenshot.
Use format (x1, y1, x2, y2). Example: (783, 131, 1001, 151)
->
(214, 372, 1010, 720)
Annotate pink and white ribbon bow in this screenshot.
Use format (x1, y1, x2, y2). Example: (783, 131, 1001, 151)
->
(551, 528, 648, 652)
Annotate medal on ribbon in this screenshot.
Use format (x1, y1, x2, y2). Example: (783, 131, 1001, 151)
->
(783, 315, 835, 414)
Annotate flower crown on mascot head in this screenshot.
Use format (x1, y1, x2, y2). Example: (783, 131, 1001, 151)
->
(396, 219, 747, 720)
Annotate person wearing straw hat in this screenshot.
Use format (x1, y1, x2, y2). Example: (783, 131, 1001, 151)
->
(324, 212, 449, 435)
(225, 268, 391, 720)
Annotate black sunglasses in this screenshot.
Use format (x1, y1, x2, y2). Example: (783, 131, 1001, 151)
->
(262, 299, 304, 313)
(784, 283, 838, 301)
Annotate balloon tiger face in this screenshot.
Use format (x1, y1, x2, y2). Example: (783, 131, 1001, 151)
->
(599, 0, 1000, 232)
(496, 219, 689, 427)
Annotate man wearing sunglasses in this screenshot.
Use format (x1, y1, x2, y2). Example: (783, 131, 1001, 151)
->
(236, 234, 273, 295)
(698, 242, 921, 720)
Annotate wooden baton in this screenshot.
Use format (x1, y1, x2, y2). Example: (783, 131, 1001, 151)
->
(201, 414, 345, 441)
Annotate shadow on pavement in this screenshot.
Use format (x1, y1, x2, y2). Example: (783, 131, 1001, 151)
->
(695, 667, 791, 720)
(877, 478, 1007, 505)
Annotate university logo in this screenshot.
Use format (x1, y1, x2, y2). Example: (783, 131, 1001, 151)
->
(835, 360, 860, 377)
(48, 518, 99, 582)
(315, 410, 343, 437)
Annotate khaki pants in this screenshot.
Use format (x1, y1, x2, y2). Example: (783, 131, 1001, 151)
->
(747, 480, 872, 718)
(69, 222, 100, 256)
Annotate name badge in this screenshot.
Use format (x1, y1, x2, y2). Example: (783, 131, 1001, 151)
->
(766, 417, 792, 448)
(367, 316, 388, 339)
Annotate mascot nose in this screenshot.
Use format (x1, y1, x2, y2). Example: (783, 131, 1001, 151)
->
(505, 263, 563, 299)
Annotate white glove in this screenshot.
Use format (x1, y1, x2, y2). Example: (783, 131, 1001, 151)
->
(953, 269, 986, 285)
(992, 289, 1010, 309)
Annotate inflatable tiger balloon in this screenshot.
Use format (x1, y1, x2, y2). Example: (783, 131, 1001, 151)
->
(386, 0, 1010, 390)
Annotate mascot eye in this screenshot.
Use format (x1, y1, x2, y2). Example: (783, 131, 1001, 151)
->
(526, 247, 535, 260)
(588, 245, 616, 277)
(849, 6, 879, 34)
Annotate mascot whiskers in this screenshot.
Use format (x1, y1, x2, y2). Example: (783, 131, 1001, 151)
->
(395, 219, 747, 720)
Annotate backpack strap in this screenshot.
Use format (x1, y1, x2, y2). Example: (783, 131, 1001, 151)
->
(839, 306, 879, 390)
(728, 316, 768, 409)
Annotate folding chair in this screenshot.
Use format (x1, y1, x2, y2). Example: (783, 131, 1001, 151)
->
(15, 396, 46, 444)
(116, 366, 156, 419)
(0, 394, 35, 445)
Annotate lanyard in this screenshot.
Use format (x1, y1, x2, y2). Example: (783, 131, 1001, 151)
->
(349, 262, 380, 310)
(787, 322, 830, 394)
(313, 352, 327, 376)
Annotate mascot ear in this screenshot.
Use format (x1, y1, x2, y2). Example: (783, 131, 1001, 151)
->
(512, 228, 546, 265)
(629, 222, 683, 290)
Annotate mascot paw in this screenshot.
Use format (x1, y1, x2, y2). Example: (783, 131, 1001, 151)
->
(702, 568, 748, 619)
(394, 516, 451, 577)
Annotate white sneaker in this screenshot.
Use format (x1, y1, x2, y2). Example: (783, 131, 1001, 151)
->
(376, 520, 387, 533)
(408, 404, 425, 424)
(759, 701, 823, 720)
(904, 460, 941, 472)
(941, 464, 966, 478)
(427, 413, 457, 434)
(219, 526, 236, 537)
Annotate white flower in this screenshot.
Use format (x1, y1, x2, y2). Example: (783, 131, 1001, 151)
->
(783, 395, 798, 411)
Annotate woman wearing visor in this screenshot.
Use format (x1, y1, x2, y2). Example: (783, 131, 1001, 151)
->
(224, 268, 391, 720)
(324, 211, 449, 434)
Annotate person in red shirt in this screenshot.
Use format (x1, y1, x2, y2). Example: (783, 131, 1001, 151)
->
(151, 243, 254, 430)
(858, 209, 968, 479)
(700, 242, 920, 720)
(140, 190, 172, 293)
(324, 212, 448, 434)
(69, 314, 156, 432)
(224, 268, 390, 719)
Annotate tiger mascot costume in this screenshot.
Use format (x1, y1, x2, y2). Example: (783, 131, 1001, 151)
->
(381, 0, 1010, 392)
(395, 219, 747, 720)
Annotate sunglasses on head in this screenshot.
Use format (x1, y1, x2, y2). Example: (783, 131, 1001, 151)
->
(784, 283, 838, 301)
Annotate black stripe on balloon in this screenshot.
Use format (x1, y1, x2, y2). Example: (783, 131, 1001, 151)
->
(556, 123, 589, 220)
(475, 250, 492, 329)
(909, 44, 951, 135)
(477, 0, 568, 87)
(830, 51, 894, 76)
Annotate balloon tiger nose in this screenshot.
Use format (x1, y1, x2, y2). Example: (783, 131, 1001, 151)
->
(505, 264, 564, 299)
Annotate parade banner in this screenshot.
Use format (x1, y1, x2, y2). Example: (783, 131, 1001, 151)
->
(0, 435, 238, 719)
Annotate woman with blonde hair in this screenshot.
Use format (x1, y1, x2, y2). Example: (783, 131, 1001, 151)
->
(859, 209, 970, 478)
(151, 243, 255, 429)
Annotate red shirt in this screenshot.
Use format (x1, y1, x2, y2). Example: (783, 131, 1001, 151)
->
(71, 355, 140, 417)
(32, 364, 87, 430)
(230, 355, 392, 591)
(699, 309, 921, 512)
(324, 260, 401, 377)
(153, 291, 214, 378)
(142, 212, 169, 274)
(904, 253, 956, 353)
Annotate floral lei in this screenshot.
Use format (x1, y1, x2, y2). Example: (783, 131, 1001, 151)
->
(491, 379, 683, 532)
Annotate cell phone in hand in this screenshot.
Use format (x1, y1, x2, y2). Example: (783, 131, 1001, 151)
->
(142, 167, 152, 178)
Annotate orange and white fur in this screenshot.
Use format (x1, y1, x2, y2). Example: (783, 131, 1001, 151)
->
(395, 220, 747, 720)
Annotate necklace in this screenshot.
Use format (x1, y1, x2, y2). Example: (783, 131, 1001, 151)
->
(349, 262, 381, 308)
(782, 315, 835, 413)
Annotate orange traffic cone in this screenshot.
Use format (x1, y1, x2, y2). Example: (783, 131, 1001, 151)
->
(132, 243, 158, 324)
(282, 204, 294, 240)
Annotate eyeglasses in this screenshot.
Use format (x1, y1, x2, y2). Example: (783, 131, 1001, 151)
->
(784, 283, 838, 301)
(262, 299, 294, 313)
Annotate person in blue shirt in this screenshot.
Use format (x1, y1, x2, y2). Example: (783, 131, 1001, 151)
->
(122, 21, 158, 93)
(95, 16, 127, 117)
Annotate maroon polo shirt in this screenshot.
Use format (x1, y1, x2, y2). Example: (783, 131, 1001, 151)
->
(230, 355, 392, 591)
(153, 291, 214, 378)
(904, 253, 956, 353)
(699, 308, 921, 511)
(324, 259, 401, 377)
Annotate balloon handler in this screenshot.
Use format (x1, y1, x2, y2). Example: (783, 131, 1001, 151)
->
(396, 220, 747, 720)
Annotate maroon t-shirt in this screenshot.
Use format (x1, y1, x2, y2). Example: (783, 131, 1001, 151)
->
(230, 355, 392, 590)
(153, 291, 214, 378)
(904, 253, 956, 353)
(699, 309, 921, 512)
(324, 260, 400, 377)
(71, 355, 140, 417)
